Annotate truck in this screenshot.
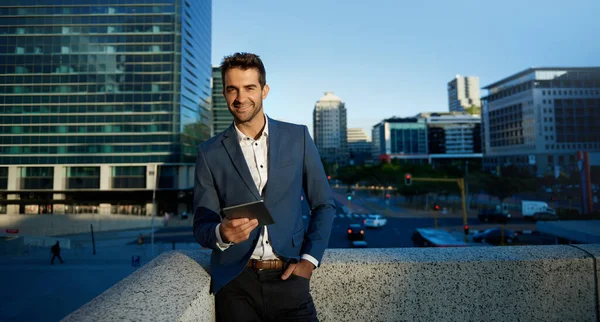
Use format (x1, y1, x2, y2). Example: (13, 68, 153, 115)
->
(521, 200, 555, 220)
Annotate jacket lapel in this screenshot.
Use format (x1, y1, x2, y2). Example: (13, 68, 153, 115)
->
(221, 125, 261, 200)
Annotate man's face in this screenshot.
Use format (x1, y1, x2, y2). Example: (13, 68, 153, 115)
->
(223, 68, 269, 124)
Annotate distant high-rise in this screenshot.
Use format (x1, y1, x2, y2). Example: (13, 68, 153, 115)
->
(371, 117, 428, 164)
(347, 128, 371, 166)
(448, 75, 481, 113)
(0, 0, 212, 215)
(211, 67, 232, 135)
(313, 92, 348, 166)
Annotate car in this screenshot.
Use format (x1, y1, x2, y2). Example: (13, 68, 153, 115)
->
(532, 211, 558, 221)
(180, 211, 189, 220)
(351, 240, 368, 248)
(347, 224, 365, 241)
(472, 228, 519, 245)
(364, 214, 387, 228)
(478, 208, 510, 223)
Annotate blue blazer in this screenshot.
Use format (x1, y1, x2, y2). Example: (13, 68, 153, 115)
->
(193, 117, 336, 294)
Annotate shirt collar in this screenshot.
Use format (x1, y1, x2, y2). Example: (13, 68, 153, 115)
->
(234, 114, 269, 143)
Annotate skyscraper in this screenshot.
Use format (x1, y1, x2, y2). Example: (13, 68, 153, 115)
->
(312, 92, 348, 166)
(211, 67, 233, 135)
(371, 118, 428, 164)
(0, 0, 212, 215)
(448, 75, 481, 114)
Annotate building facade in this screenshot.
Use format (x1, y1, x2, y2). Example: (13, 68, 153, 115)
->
(371, 117, 428, 164)
(211, 66, 232, 135)
(417, 112, 482, 167)
(0, 0, 212, 215)
(481, 67, 600, 176)
(313, 92, 348, 166)
(347, 127, 371, 166)
(448, 75, 481, 113)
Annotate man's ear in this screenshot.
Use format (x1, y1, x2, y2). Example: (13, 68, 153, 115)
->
(262, 84, 270, 100)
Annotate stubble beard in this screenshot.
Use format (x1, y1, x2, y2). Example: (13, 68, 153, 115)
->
(233, 101, 263, 125)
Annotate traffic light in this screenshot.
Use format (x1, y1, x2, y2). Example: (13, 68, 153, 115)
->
(464, 225, 469, 236)
(327, 175, 331, 180)
(385, 193, 391, 200)
(404, 173, 412, 186)
(434, 204, 440, 211)
(347, 195, 352, 201)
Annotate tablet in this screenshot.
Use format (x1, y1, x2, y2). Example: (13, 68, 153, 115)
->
(222, 200, 275, 226)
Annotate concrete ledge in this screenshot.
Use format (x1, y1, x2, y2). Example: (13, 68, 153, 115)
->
(63, 245, 600, 322)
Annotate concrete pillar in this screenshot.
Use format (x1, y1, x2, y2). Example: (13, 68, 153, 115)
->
(53, 165, 66, 190)
(146, 202, 154, 217)
(53, 193, 66, 215)
(147, 164, 158, 190)
(7, 166, 21, 215)
(99, 203, 111, 215)
(100, 164, 111, 190)
(7, 194, 19, 215)
(178, 165, 188, 189)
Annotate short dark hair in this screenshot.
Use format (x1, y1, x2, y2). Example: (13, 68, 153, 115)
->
(220, 52, 266, 88)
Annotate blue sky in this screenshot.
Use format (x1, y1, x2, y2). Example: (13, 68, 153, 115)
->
(212, 0, 600, 137)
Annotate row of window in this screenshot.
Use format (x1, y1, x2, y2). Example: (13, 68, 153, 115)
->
(542, 89, 600, 97)
(2, 62, 173, 75)
(0, 5, 176, 16)
(0, 124, 172, 135)
(2, 144, 172, 155)
(3, 44, 176, 55)
(546, 143, 599, 150)
(1, 93, 173, 104)
(1, 83, 173, 94)
(486, 78, 600, 103)
(1, 134, 174, 145)
(2, 104, 172, 114)
(1, 14, 176, 27)
(0, 154, 185, 165)
(0, 114, 172, 124)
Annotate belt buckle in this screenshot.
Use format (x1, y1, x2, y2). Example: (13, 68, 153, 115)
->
(251, 259, 263, 271)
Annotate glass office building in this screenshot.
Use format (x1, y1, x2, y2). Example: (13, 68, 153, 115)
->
(0, 0, 211, 215)
(211, 66, 232, 135)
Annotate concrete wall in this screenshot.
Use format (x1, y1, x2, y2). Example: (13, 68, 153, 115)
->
(62, 245, 600, 322)
(0, 214, 158, 236)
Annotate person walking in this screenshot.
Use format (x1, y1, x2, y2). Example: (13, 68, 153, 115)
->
(50, 241, 64, 265)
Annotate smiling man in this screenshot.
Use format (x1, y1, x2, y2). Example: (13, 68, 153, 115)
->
(193, 52, 335, 321)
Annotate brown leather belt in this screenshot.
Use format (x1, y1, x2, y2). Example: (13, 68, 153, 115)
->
(246, 259, 285, 270)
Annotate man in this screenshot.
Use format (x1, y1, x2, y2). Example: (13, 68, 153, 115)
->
(193, 52, 335, 321)
(50, 241, 64, 265)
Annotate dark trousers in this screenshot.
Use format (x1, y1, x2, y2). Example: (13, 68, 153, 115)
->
(215, 267, 318, 322)
(51, 254, 64, 264)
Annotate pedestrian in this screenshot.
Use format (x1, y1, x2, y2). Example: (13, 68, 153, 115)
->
(193, 52, 335, 321)
(137, 233, 144, 246)
(163, 212, 169, 227)
(50, 241, 64, 265)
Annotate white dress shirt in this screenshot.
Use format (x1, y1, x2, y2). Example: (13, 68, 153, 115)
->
(214, 115, 318, 267)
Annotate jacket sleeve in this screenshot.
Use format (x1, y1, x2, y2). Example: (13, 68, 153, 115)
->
(192, 146, 222, 251)
(301, 125, 336, 265)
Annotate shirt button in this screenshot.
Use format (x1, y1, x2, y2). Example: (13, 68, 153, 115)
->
(255, 143, 258, 146)
(260, 165, 263, 168)
(266, 241, 269, 244)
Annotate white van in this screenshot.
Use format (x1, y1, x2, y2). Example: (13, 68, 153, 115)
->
(522, 200, 555, 219)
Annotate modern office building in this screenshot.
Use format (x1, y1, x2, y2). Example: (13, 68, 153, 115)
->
(481, 67, 600, 176)
(347, 127, 371, 166)
(0, 0, 212, 215)
(313, 92, 348, 166)
(371, 117, 428, 164)
(448, 75, 481, 114)
(211, 66, 232, 135)
(417, 112, 482, 167)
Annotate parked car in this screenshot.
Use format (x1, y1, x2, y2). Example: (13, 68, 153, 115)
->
(347, 224, 364, 241)
(364, 214, 387, 228)
(478, 208, 510, 223)
(532, 211, 558, 221)
(472, 228, 519, 245)
(180, 211, 189, 220)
